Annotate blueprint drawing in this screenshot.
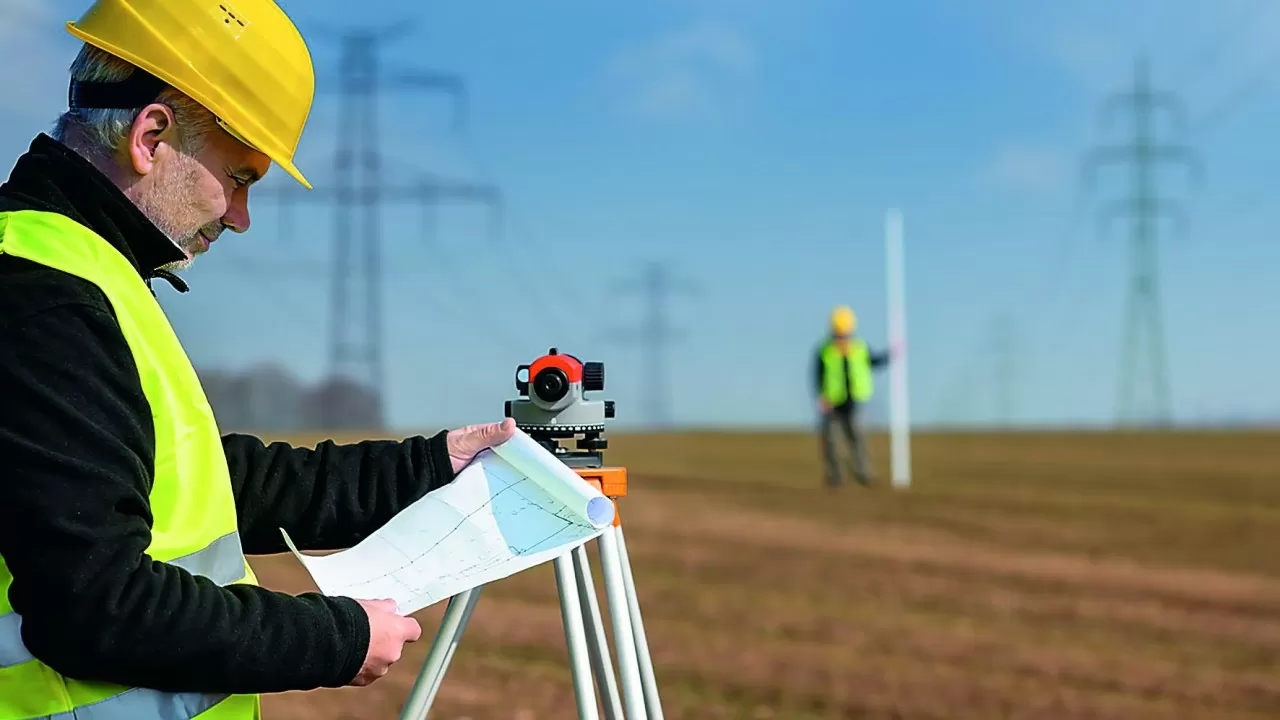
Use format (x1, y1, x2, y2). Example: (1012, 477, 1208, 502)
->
(282, 430, 615, 614)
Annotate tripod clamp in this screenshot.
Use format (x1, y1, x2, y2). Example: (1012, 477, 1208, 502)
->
(399, 348, 664, 720)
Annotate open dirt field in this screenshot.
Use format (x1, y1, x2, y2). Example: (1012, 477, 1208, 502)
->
(249, 429, 1280, 719)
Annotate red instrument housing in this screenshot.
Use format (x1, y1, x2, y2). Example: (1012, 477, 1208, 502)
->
(529, 350, 582, 384)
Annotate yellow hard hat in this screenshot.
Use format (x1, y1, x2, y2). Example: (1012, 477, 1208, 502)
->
(830, 305, 856, 335)
(66, 0, 316, 189)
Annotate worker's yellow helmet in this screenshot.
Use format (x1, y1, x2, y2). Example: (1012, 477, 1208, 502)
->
(66, 0, 316, 189)
(830, 305, 856, 336)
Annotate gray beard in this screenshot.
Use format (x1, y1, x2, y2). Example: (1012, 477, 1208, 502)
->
(159, 253, 195, 273)
(131, 152, 214, 273)
(158, 234, 202, 272)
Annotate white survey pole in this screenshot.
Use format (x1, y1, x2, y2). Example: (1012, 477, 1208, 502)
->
(885, 208, 912, 488)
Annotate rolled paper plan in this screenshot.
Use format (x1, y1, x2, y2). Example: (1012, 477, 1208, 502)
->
(282, 428, 615, 615)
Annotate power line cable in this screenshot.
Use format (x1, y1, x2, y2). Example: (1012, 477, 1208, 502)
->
(441, 133, 580, 343)
(1168, 0, 1271, 90)
(1187, 44, 1280, 137)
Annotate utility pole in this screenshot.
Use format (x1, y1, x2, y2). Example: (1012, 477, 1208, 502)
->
(604, 261, 699, 429)
(1084, 55, 1199, 429)
(256, 25, 502, 431)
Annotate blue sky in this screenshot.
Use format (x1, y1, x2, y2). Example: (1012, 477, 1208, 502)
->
(1, 0, 1278, 430)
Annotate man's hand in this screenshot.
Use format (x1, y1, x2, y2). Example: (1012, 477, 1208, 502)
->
(350, 599, 422, 686)
(446, 417, 517, 474)
(816, 398, 831, 415)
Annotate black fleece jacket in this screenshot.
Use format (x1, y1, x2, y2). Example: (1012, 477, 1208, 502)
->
(0, 134, 456, 695)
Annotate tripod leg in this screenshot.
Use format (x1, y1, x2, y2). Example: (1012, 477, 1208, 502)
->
(399, 588, 481, 720)
(554, 552, 602, 720)
(574, 543, 624, 720)
(614, 527, 664, 720)
(598, 526, 648, 720)
(423, 590, 481, 710)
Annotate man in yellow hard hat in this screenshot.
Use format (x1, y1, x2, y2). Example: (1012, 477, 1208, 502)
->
(0, 1, 515, 717)
(812, 304, 893, 488)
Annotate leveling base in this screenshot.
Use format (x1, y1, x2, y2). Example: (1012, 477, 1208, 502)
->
(397, 466, 664, 720)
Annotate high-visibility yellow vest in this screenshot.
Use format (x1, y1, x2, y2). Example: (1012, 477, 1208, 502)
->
(820, 338, 873, 405)
(0, 210, 260, 720)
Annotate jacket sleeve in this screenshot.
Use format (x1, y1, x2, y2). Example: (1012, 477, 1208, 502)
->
(0, 301, 369, 695)
(812, 346, 824, 397)
(220, 429, 455, 556)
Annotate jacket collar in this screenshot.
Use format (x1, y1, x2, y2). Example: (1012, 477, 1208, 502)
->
(0, 133, 189, 292)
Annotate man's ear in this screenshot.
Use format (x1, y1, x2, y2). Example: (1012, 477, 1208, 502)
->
(125, 102, 178, 177)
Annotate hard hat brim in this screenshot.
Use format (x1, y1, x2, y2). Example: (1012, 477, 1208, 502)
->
(214, 118, 312, 190)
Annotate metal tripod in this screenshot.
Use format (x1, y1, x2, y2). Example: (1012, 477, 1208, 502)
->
(397, 474, 664, 720)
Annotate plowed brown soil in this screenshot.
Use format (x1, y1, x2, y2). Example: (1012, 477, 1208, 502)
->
(249, 429, 1280, 719)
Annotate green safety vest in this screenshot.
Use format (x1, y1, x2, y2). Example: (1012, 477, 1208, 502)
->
(820, 338, 873, 405)
(0, 210, 260, 720)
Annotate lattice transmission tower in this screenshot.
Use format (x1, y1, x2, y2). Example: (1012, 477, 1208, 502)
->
(1085, 56, 1200, 428)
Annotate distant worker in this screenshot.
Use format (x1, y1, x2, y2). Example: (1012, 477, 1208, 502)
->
(812, 304, 893, 487)
(0, 1, 515, 718)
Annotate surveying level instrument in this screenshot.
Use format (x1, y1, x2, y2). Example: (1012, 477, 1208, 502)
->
(399, 348, 665, 720)
(507, 348, 615, 467)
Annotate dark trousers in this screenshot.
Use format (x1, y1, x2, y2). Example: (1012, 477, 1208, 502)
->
(820, 402, 871, 486)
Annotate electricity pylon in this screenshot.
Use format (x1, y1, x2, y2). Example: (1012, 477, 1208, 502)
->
(603, 261, 699, 428)
(1084, 55, 1200, 428)
(255, 25, 502, 430)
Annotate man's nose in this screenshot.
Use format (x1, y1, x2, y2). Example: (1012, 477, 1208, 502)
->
(222, 191, 251, 233)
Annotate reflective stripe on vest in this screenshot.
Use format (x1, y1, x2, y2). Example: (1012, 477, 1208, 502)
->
(0, 669, 240, 720)
(0, 530, 247, 669)
(0, 614, 25, 669)
(40, 688, 230, 720)
(0, 210, 260, 720)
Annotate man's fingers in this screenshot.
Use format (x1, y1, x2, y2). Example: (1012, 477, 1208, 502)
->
(447, 419, 518, 473)
(470, 419, 512, 444)
(488, 418, 516, 443)
(402, 617, 423, 643)
(458, 419, 515, 450)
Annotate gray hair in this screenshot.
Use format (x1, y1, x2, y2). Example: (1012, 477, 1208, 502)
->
(50, 44, 218, 163)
